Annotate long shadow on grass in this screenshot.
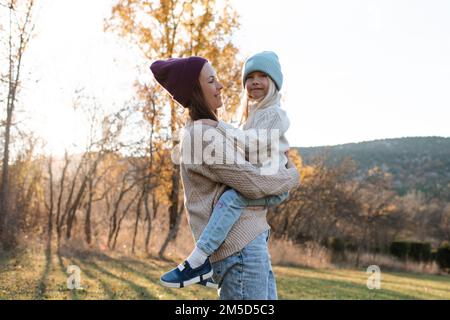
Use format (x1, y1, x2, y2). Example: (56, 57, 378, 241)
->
(0, 250, 16, 267)
(68, 256, 118, 300)
(34, 247, 52, 299)
(58, 248, 212, 300)
(91, 254, 197, 299)
(63, 248, 164, 273)
(60, 249, 162, 285)
(74, 250, 196, 300)
(87, 254, 192, 300)
(59, 252, 157, 300)
(56, 249, 88, 300)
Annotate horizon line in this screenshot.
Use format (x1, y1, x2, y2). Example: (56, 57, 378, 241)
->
(293, 135, 450, 149)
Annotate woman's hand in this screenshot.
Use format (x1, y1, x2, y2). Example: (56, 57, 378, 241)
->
(197, 119, 218, 127)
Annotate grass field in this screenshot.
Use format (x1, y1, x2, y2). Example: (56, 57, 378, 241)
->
(1, 247, 449, 300)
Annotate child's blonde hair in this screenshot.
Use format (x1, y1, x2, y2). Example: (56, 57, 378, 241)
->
(238, 76, 281, 126)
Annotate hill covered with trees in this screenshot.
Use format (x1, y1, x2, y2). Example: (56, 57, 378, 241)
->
(296, 137, 450, 200)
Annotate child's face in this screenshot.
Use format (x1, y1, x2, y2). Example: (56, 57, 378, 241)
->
(245, 71, 269, 100)
(199, 62, 223, 111)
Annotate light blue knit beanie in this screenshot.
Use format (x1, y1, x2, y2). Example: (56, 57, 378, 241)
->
(242, 51, 283, 90)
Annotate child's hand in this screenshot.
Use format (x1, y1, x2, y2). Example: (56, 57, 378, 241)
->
(286, 160, 293, 169)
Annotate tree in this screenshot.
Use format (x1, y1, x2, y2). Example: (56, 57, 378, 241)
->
(357, 167, 399, 250)
(440, 203, 450, 243)
(106, 0, 243, 257)
(269, 153, 361, 245)
(45, 155, 54, 255)
(0, 0, 37, 249)
(7, 136, 45, 247)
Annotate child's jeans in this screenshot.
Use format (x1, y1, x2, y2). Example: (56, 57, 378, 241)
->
(196, 189, 288, 257)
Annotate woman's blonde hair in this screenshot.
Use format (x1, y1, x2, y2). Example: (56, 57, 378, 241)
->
(237, 76, 281, 126)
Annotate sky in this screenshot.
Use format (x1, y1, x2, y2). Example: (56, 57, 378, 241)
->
(18, 0, 450, 155)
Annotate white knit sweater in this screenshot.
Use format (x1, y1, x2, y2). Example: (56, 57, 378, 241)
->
(217, 104, 290, 171)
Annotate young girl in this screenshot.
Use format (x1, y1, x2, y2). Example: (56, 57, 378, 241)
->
(158, 51, 295, 289)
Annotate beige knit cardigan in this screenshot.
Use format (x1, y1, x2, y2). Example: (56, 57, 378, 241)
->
(179, 120, 300, 263)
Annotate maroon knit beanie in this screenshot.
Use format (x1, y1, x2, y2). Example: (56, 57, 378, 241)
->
(150, 56, 208, 108)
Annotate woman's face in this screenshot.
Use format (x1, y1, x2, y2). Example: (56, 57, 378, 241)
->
(245, 71, 269, 100)
(199, 63, 223, 111)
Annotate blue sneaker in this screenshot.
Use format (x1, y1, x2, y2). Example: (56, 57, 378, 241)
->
(160, 259, 213, 288)
(197, 278, 219, 289)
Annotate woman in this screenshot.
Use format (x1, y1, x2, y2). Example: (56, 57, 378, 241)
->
(150, 56, 299, 299)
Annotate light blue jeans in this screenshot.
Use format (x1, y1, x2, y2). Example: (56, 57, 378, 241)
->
(211, 230, 277, 300)
(196, 189, 288, 256)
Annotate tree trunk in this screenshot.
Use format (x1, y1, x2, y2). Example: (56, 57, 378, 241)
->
(107, 175, 131, 249)
(84, 177, 94, 245)
(66, 153, 102, 240)
(159, 196, 184, 258)
(112, 192, 139, 250)
(131, 190, 145, 254)
(0, 5, 14, 247)
(0, 107, 12, 247)
(60, 155, 84, 240)
(144, 191, 158, 254)
(158, 99, 182, 258)
(46, 156, 55, 255)
(56, 153, 69, 248)
(144, 97, 157, 254)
